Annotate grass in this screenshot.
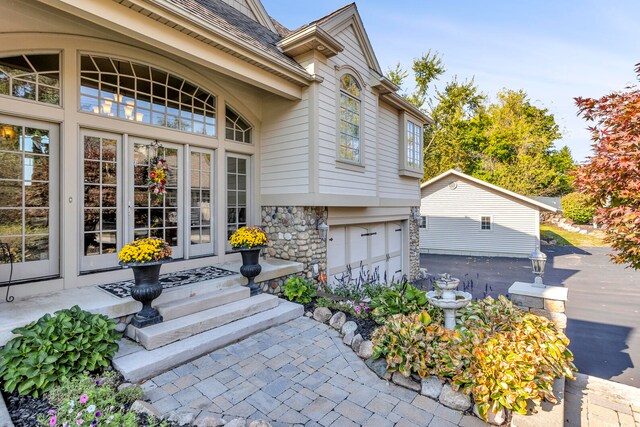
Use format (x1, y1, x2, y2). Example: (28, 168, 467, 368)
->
(540, 224, 608, 247)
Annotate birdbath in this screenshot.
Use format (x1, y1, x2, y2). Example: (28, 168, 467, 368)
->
(426, 275, 472, 330)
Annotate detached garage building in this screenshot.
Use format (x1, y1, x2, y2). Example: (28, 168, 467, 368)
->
(419, 170, 557, 258)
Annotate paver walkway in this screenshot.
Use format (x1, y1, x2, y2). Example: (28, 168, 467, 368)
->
(565, 373, 640, 427)
(142, 317, 488, 427)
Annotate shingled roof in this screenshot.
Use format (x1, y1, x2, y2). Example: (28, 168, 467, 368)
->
(165, 0, 304, 71)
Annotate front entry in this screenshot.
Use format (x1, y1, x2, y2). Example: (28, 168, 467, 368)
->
(80, 130, 214, 273)
(0, 116, 59, 283)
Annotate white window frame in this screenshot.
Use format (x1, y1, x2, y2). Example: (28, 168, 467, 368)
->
(225, 153, 251, 252)
(419, 216, 428, 229)
(188, 147, 215, 257)
(480, 215, 493, 231)
(399, 112, 424, 178)
(336, 70, 365, 171)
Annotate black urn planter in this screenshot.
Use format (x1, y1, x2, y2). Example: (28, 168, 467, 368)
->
(237, 247, 265, 296)
(122, 259, 170, 328)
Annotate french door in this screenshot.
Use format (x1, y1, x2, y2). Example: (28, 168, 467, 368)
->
(0, 116, 59, 282)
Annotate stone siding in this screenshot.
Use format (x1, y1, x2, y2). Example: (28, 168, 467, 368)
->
(409, 206, 421, 282)
(260, 206, 328, 294)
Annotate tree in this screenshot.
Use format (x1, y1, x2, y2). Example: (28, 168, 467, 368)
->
(573, 64, 640, 269)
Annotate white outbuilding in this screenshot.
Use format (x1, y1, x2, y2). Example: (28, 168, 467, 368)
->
(419, 170, 558, 258)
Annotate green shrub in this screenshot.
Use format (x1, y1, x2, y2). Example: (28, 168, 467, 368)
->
(561, 192, 595, 224)
(39, 371, 145, 427)
(0, 305, 120, 397)
(282, 275, 316, 303)
(368, 281, 443, 324)
(371, 296, 576, 420)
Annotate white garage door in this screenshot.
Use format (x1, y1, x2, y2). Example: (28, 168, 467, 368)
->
(327, 221, 404, 287)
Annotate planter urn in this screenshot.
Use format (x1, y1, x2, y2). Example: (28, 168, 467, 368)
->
(236, 246, 265, 296)
(122, 259, 170, 328)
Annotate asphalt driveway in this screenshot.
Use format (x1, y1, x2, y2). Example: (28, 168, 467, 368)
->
(419, 246, 640, 388)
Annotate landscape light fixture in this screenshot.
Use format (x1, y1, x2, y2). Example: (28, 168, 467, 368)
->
(529, 246, 547, 288)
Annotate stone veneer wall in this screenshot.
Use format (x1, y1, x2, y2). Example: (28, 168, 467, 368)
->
(409, 206, 421, 282)
(259, 206, 328, 294)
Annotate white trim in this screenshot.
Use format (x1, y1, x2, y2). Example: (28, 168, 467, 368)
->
(421, 169, 558, 213)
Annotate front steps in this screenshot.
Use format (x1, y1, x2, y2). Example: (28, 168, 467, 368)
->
(113, 299, 303, 382)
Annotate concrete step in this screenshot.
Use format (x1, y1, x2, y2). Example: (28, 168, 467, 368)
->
(126, 293, 279, 350)
(113, 299, 303, 382)
(157, 286, 249, 321)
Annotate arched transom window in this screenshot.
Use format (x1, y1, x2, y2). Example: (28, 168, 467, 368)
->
(225, 106, 252, 144)
(79, 54, 217, 136)
(339, 74, 361, 163)
(0, 53, 60, 105)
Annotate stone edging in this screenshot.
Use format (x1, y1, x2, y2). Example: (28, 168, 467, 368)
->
(310, 307, 508, 425)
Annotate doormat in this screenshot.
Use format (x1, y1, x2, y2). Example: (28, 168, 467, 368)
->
(97, 265, 238, 299)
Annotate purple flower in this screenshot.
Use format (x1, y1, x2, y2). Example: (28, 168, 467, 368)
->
(95, 380, 101, 386)
(76, 420, 84, 425)
(49, 416, 57, 426)
(95, 411, 101, 417)
(48, 410, 57, 415)
(79, 394, 88, 404)
(90, 421, 97, 426)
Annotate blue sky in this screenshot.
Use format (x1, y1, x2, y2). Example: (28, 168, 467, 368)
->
(262, 0, 640, 162)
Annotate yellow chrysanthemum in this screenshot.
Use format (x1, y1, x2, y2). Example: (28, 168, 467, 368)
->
(118, 237, 172, 264)
(229, 226, 267, 249)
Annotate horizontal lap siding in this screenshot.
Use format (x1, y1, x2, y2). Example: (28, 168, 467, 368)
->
(420, 178, 539, 256)
(318, 25, 377, 197)
(378, 103, 419, 199)
(260, 93, 310, 194)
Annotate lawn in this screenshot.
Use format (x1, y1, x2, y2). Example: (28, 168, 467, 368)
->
(540, 224, 608, 247)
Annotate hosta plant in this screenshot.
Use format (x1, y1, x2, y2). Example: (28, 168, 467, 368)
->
(369, 281, 443, 325)
(282, 275, 316, 303)
(0, 305, 120, 397)
(371, 296, 577, 421)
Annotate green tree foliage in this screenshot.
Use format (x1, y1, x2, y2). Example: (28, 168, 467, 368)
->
(561, 192, 595, 224)
(388, 57, 574, 196)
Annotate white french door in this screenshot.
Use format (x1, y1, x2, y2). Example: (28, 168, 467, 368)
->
(188, 148, 215, 257)
(128, 137, 184, 259)
(0, 116, 59, 282)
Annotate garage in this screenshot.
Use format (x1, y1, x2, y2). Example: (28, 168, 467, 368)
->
(327, 221, 404, 286)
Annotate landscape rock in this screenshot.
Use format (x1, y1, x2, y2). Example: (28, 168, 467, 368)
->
(195, 416, 226, 426)
(115, 322, 127, 333)
(439, 384, 471, 411)
(248, 421, 272, 427)
(579, 229, 588, 235)
(341, 321, 358, 335)
(342, 332, 354, 346)
(530, 308, 568, 330)
(421, 376, 443, 400)
(329, 312, 347, 330)
(130, 400, 162, 418)
(226, 419, 246, 427)
(305, 312, 313, 318)
(168, 410, 196, 426)
(366, 358, 391, 380)
(474, 403, 507, 425)
(357, 340, 374, 359)
(117, 382, 136, 392)
(313, 307, 332, 323)
(392, 372, 421, 392)
(351, 333, 363, 352)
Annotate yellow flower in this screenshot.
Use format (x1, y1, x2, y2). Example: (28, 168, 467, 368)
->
(229, 226, 267, 249)
(118, 237, 172, 264)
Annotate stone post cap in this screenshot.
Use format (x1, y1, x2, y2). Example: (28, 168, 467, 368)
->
(508, 281, 568, 301)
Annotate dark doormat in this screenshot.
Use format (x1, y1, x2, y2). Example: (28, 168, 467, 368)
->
(97, 265, 238, 298)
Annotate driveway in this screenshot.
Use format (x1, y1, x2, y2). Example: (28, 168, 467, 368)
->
(419, 246, 640, 388)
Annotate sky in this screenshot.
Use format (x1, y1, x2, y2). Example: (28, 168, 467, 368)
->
(262, 0, 640, 162)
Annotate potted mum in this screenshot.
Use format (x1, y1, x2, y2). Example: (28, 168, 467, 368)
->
(229, 226, 267, 296)
(118, 237, 172, 327)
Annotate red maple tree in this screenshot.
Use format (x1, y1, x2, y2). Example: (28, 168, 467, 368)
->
(573, 64, 640, 269)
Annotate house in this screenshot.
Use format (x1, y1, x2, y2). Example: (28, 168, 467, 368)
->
(0, 0, 428, 301)
(419, 170, 557, 258)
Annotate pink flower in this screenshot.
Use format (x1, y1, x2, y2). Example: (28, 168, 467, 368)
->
(49, 416, 57, 426)
(79, 394, 88, 404)
(76, 420, 84, 425)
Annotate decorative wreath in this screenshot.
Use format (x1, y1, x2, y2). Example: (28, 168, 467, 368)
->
(147, 156, 169, 194)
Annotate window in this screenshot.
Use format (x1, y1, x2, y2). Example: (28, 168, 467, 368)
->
(419, 216, 427, 229)
(339, 74, 361, 163)
(190, 149, 214, 257)
(225, 106, 252, 143)
(79, 54, 217, 136)
(0, 54, 60, 105)
(226, 155, 248, 247)
(407, 121, 422, 169)
(481, 216, 492, 230)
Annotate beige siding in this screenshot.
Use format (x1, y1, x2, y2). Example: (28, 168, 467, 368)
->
(260, 93, 310, 194)
(218, 0, 258, 21)
(419, 178, 540, 257)
(378, 102, 419, 199)
(317, 24, 377, 197)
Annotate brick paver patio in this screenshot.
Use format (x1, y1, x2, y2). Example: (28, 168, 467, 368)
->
(141, 317, 487, 426)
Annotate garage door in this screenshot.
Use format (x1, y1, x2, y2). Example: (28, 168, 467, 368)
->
(327, 221, 403, 287)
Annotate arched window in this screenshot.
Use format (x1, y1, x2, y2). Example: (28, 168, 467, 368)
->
(339, 74, 362, 163)
(79, 54, 217, 136)
(0, 53, 60, 105)
(225, 106, 252, 143)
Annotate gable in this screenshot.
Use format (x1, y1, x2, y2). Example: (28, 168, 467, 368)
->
(208, 0, 277, 33)
(218, 0, 258, 21)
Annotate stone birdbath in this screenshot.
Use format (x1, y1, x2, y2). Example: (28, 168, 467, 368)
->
(426, 274, 472, 330)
